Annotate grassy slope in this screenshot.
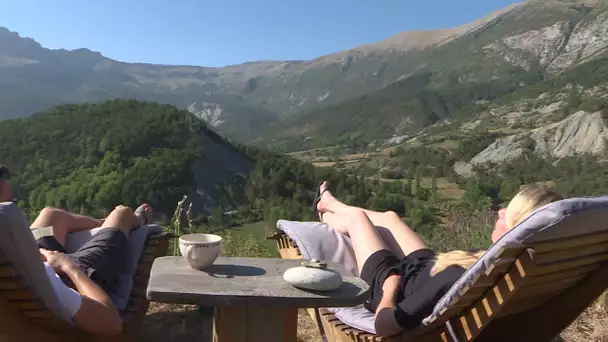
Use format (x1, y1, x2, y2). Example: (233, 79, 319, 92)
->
(221, 221, 278, 257)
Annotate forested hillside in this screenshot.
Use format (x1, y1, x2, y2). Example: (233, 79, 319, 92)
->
(0, 100, 210, 216)
(0, 100, 439, 232)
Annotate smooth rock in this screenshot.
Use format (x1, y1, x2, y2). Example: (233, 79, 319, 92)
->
(283, 265, 343, 291)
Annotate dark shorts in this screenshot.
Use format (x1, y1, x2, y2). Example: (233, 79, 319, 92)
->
(360, 248, 437, 312)
(36, 228, 128, 293)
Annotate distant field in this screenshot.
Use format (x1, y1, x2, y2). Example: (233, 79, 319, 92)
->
(311, 159, 363, 167)
(420, 177, 465, 201)
(289, 143, 466, 204)
(429, 139, 460, 150)
(377, 177, 464, 202)
(219, 221, 278, 257)
(286, 145, 345, 156)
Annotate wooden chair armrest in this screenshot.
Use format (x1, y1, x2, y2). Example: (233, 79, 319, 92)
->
(266, 231, 285, 240)
(148, 231, 175, 239)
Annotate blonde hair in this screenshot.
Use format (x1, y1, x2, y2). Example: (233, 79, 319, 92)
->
(430, 184, 562, 276)
(430, 250, 486, 276)
(505, 184, 562, 230)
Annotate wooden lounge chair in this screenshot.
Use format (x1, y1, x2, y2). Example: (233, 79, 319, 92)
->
(269, 197, 608, 341)
(0, 203, 172, 342)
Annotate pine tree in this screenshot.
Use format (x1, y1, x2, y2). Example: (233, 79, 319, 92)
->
(407, 164, 415, 196)
(431, 168, 438, 203)
(415, 165, 423, 199)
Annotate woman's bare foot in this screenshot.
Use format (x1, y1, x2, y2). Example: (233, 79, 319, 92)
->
(316, 181, 348, 215)
(316, 184, 352, 234)
(134, 203, 153, 228)
(316, 181, 353, 234)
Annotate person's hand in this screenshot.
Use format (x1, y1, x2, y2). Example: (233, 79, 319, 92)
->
(40, 248, 76, 275)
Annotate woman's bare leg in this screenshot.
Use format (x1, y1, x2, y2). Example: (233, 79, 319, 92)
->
(318, 204, 389, 274)
(321, 211, 405, 259)
(318, 182, 426, 259)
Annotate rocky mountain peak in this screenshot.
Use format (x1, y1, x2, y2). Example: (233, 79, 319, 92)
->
(0, 28, 44, 57)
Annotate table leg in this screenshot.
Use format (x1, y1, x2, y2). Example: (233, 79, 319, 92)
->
(213, 306, 298, 342)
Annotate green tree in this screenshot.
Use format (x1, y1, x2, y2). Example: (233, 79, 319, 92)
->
(407, 164, 415, 196)
(211, 207, 226, 229)
(431, 169, 438, 204)
(462, 178, 492, 211)
(415, 165, 423, 199)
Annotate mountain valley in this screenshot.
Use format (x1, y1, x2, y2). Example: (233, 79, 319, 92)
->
(3, 0, 607, 158)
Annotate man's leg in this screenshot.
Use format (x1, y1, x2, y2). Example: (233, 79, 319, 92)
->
(99, 205, 144, 236)
(67, 204, 150, 292)
(31, 207, 104, 246)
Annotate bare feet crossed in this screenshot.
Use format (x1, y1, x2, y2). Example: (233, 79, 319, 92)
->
(134, 203, 153, 228)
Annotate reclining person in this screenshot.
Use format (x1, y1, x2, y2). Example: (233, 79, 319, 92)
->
(313, 180, 561, 336)
(0, 164, 152, 336)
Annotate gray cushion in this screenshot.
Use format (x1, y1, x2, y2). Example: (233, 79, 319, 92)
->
(424, 195, 608, 324)
(277, 219, 377, 333)
(329, 305, 377, 334)
(0, 202, 72, 322)
(65, 224, 164, 314)
(277, 220, 359, 276)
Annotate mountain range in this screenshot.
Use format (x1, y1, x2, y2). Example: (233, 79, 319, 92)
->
(1, 0, 608, 158)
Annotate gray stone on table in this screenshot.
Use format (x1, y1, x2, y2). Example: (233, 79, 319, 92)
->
(146, 256, 369, 308)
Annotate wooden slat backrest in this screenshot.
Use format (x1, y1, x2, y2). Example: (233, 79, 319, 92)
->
(427, 224, 608, 340)
(276, 234, 302, 259)
(0, 250, 72, 334)
(0, 231, 171, 341)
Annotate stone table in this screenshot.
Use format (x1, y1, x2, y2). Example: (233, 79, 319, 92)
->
(147, 256, 370, 342)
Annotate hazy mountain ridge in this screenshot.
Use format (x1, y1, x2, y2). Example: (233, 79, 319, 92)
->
(0, 4, 516, 130)
(2, 0, 608, 147)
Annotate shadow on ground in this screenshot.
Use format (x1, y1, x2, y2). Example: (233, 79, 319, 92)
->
(139, 303, 322, 342)
(138, 303, 212, 342)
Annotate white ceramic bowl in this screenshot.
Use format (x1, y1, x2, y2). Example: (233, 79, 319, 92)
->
(179, 233, 223, 270)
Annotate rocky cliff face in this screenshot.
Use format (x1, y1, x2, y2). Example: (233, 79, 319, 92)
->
(484, 21, 570, 70)
(471, 111, 608, 165)
(485, 9, 608, 73)
(548, 11, 608, 72)
(188, 102, 225, 127)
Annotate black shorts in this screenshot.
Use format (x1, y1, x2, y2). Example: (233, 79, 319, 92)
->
(360, 248, 437, 312)
(36, 229, 128, 293)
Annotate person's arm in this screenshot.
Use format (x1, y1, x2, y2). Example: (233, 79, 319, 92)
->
(374, 274, 404, 337)
(40, 249, 122, 336)
(62, 263, 123, 336)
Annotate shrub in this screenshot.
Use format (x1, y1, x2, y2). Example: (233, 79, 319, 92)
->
(426, 207, 494, 253)
(220, 231, 272, 258)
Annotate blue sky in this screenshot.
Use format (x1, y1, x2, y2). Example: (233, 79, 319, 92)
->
(1, 0, 520, 67)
